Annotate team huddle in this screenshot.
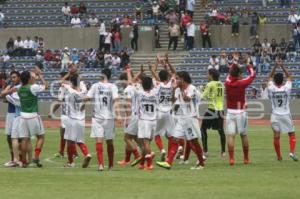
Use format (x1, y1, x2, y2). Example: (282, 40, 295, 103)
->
(1, 53, 298, 171)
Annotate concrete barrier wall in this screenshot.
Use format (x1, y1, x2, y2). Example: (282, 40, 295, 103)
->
(1, 100, 300, 120)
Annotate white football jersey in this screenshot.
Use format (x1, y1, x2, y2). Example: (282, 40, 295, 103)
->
(65, 87, 85, 120)
(137, 89, 158, 121)
(124, 84, 140, 115)
(87, 82, 119, 119)
(268, 81, 292, 115)
(173, 84, 200, 118)
(155, 80, 173, 112)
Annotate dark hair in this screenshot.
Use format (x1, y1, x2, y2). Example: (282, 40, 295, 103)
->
(141, 76, 153, 90)
(208, 68, 219, 81)
(229, 65, 241, 78)
(101, 68, 111, 80)
(60, 71, 68, 78)
(158, 70, 169, 82)
(177, 71, 192, 84)
(20, 71, 31, 85)
(70, 74, 79, 87)
(274, 73, 284, 85)
(119, 72, 128, 81)
(10, 71, 20, 77)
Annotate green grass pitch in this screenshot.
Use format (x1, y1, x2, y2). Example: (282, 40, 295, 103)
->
(0, 125, 299, 199)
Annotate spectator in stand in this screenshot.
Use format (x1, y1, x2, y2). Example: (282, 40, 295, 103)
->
(0, 9, 4, 28)
(35, 50, 44, 69)
(61, 47, 71, 71)
(52, 49, 61, 68)
(152, 1, 160, 22)
(14, 36, 24, 56)
(121, 15, 133, 27)
(186, 19, 195, 50)
(86, 48, 96, 68)
(111, 53, 121, 74)
(231, 11, 240, 36)
(219, 51, 228, 73)
(88, 13, 98, 27)
(278, 38, 287, 60)
(44, 49, 54, 62)
(104, 29, 113, 52)
(99, 19, 106, 51)
(104, 51, 112, 67)
(120, 48, 130, 69)
(177, 0, 186, 14)
(260, 83, 268, 99)
(259, 51, 271, 73)
(135, 2, 144, 21)
(131, 23, 139, 52)
(62, 2, 71, 23)
(240, 8, 250, 25)
(0, 54, 10, 71)
(154, 24, 161, 48)
(200, 21, 212, 48)
(253, 38, 262, 58)
(96, 51, 105, 68)
(168, 22, 180, 51)
(259, 14, 267, 24)
(71, 49, 80, 64)
(32, 36, 39, 52)
(181, 11, 192, 49)
(270, 38, 279, 60)
(159, 0, 169, 16)
(250, 12, 259, 39)
(186, 0, 195, 18)
(208, 55, 219, 70)
(286, 40, 297, 62)
(38, 37, 45, 52)
(166, 9, 179, 24)
(292, 25, 299, 49)
(261, 38, 271, 54)
(288, 9, 299, 25)
(113, 28, 122, 52)
(79, 2, 87, 16)
(23, 36, 34, 56)
(6, 38, 14, 56)
(71, 4, 79, 17)
(249, 87, 258, 99)
(71, 15, 81, 28)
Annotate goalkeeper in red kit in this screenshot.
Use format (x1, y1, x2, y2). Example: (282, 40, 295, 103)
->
(225, 60, 256, 166)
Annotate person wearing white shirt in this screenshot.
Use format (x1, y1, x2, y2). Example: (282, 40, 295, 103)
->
(23, 36, 34, 56)
(71, 16, 81, 28)
(208, 55, 220, 70)
(88, 13, 98, 27)
(110, 53, 121, 76)
(14, 36, 24, 56)
(62, 2, 71, 23)
(288, 10, 299, 25)
(260, 83, 268, 99)
(186, 21, 195, 50)
(152, 1, 160, 21)
(98, 20, 106, 51)
(0, 9, 4, 28)
(186, 0, 195, 18)
(104, 31, 112, 52)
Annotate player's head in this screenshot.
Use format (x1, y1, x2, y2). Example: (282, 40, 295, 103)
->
(119, 72, 128, 88)
(101, 68, 111, 80)
(274, 72, 284, 86)
(141, 76, 153, 91)
(229, 64, 242, 78)
(69, 74, 79, 88)
(10, 71, 20, 84)
(176, 71, 191, 87)
(158, 69, 170, 82)
(20, 71, 32, 85)
(208, 68, 219, 81)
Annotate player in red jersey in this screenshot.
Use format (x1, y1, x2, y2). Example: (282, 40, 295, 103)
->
(225, 61, 256, 166)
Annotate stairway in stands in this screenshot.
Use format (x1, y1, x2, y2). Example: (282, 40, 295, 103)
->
(193, 0, 206, 24)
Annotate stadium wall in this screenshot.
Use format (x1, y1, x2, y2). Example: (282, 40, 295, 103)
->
(0, 100, 300, 120)
(0, 25, 291, 51)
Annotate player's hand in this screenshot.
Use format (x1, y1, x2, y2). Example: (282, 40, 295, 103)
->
(33, 66, 42, 76)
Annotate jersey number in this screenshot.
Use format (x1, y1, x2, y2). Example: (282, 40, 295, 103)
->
(277, 99, 283, 107)
(217, 88, 223, 97)
(144, 104, 154, 112)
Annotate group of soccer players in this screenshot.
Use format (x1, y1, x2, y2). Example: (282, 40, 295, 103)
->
(1, 52, 298, 171)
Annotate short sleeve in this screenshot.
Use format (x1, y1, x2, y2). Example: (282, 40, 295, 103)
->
(285, 80, 292, 91)
(87, 83, 96, 98)
(267, 81, 274, 90)
(30, 84, 45, 96)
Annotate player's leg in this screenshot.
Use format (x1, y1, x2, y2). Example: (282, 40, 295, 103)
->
(227, 135, 235, 165)
(201, 127, 208, 156)
(154, 135, 165, 159)
(26, 139, 32, 165)
(20, 138, 30, 166)
(218, 129, 226, 158)
(226, 112, 237, 165)
(238, 112, 249, 164)
(176, 138, 185, 160)
(288, 132, 298, 161)
(189, 138, 205, 169)
(143, 138, 154, 170)
(180, 140, 191, 164)
(66, 140, 76, 167)
(12, 138, 20, 164)
(55, 127, 66, 158)
(104, 119, 116, 170)
(240, 134, 249, 164)
(273, 130, 282, 161)
(6, 135, 14, 162)
(106, 139, 114, 170)
(118, 134, 132, 165)
(95, 137, 104, 171)
(4, 113, 14, 166)
(155, 112, 167, 160)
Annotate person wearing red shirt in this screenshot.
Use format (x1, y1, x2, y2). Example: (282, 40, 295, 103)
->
(225, 61, 256, 166)
(181, 12, 192, 50)
(71, 4, 79, 16)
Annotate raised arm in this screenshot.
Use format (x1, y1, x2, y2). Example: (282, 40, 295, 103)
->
(34, 66, 48, 89)
(0, 85, 16, 97)
(148, 62, 160, 81)
(132, 65, 145, 83)
(237, 64, 256, 88)
(268, 62, 278, 82)
(164, 53, 176, 75)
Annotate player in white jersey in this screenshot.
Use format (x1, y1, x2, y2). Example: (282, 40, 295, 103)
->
(136, 76, 158, 170)
(156, 71, 205, 170)
(63, 74, 92, 168)
(267, 60, 298, 161)
(117, 68, 142, 166)
(84, 69, 120, 171)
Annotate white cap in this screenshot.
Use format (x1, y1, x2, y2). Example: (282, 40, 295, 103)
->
(64, 47, 69, 50)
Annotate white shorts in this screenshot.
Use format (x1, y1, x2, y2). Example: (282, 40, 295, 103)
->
(125, 115, 138, 136)
(226, 111, 248, 135)
(19, 115, 45, 138)
(90, 118, 115, 140)
(5, 113, 16, 135)
(271, 113, 295, 133)
(173, 117, 201, 140)
(138, 120, 156, 139)
(61, 115, 68, 129)
(64, 118, 85, 143)
(155, 111, 175, 137)
(11, 116, 21, 139)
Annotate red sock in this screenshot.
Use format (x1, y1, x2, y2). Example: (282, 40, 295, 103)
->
(289, 133, 296, 154)
(59, 136, 66, 155)
(145, 153, 153, 167)
(132, 148, 140, 159)
(140, 156, 145, 166)
(178, 138, 185, 148)
(77, 143, 89, 156)
(167, 138, 179, 165)
(273, 137, 282, 159)
(184, 141, 191, 161)
(67, 142, 75, 163)
(107, 143, 114, 168)
(228, 144, 234, 161)
(125, 149, 132, 162)
(154, 135, 164, 152)
(190, 141, 204, 166)
(34, 148, 41, 159)
(96, 143, 104, 166)
(167, 137, 172, 154)
(243, 145, 249, 161)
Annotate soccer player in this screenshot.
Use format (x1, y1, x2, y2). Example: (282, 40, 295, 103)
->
(201, 68, 226, 158)
(63, 74, 92, 168)
(117, 68, 142, 166)
(84, 69, 120, 171)
(156, 71, 205, 170)
(267, 60, 298, 161)
(225, 62, 256, 166)
(18, 67, 47, 167)
(136, 76, 158, 170)
(149, 54, 176, 161)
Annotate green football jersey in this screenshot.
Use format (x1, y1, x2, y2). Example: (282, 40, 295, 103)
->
(18, 84, 38, 113)
(201, 81, 224, 111)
